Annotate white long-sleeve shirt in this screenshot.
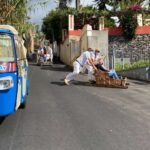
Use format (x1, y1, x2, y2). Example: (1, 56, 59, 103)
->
(47, 46, 53, 58)
(76, 51, 91, 66)
(92, 51, 102, 61)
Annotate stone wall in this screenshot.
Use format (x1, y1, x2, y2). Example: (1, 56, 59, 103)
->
(108, 33, 150, 82)
(109, 34, 150, 65)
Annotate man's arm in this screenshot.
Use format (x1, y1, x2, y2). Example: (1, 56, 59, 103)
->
(101, 64, 109, 72)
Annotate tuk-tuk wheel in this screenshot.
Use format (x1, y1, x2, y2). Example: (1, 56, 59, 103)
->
(0, 117, 5, 124)
(19, 97, 26, 109)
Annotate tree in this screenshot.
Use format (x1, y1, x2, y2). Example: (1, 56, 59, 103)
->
(0, 0, 51, 33)
(42, 7, 115, 44)
(94, 0, 111, 10)
(58, 0, 80, 10)
(0, 0, 29, 34)
(42, 9, 68, 43)
(116, 0, 145, 11)
(119, 10, 138, 40)
(94, 0, 146, 11)
(76, 0, 80, 10)
(59, 0, 67, 8)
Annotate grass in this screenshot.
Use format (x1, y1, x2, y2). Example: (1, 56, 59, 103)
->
(115, 60, 150, 72)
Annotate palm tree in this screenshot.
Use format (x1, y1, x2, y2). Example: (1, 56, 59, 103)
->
(76, 0, 80, 10)
(117, 0, 145, 11)
(0, 0, 28, 25)
(58, 0, 80, 10)
(94, 0, 145, 11)
(59, 0, 67, 8)
(94, 0, 111, 10)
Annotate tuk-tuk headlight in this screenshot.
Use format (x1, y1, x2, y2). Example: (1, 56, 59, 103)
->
(0, 77, 14, 90)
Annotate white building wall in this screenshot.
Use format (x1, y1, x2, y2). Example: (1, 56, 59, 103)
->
(80, 29, 109, 68)
(60, 25, 109, 67)
(60, 37, 71, 65)
(60, 36, 80, 66)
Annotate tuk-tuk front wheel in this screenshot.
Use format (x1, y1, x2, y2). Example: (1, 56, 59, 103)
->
(19, 97, 27, 109)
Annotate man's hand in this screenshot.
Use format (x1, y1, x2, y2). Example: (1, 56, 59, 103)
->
(87, 58, 96, 65)
(87, 58, 98, 71)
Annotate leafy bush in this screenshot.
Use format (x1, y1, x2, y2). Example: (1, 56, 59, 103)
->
(42, 7, 116, 43)
(115, 60, 150, 72)
(119, 10, 138, 40)
(119, 5, 142, 40)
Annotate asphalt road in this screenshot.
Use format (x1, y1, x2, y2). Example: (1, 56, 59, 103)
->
(0, 63, 150, 150)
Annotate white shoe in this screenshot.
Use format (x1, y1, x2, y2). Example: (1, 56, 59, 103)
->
(64, 79, 70, 85)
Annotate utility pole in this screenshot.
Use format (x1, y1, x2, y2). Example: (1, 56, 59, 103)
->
(59, 0, 67, 9)
(76, 0, 80, 10)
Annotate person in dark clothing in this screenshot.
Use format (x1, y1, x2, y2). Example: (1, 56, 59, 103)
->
(95, 58, 120, 79)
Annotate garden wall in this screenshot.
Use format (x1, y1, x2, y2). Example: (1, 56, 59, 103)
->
(108, 26, 150, 66)
(107, 26, 150, 81)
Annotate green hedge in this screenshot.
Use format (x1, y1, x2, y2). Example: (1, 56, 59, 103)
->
(116, 60, 150, 72)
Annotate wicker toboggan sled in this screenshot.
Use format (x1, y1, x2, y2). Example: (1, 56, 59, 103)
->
(94, 70, 128, 88)
(89, 59, 128, 89)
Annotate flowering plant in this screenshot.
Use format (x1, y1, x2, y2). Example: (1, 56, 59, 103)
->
(119, 5, 141, 40)
(128, 5, 141, 12)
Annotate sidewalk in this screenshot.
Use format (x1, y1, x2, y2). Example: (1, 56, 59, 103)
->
(118, 67, 150, 83)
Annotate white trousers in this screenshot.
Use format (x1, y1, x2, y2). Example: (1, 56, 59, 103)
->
(65, 61, 94, 81)
(84, 64, 95, 81)
(50, 54, 53, 63)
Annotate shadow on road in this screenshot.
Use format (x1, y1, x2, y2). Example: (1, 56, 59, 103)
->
(131, 80, 150, 85)
(73, 81, 92, 86)
(29, 61, 72, 72)
(50, 80, 127, 90)
(50, 80, 92, 87)
(41, 64, 71, 72)
(29, 63, 39, 67)
(51, 81, 66, 86)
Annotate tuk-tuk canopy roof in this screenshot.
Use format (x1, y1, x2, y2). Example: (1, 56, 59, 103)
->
(0, 25, 18, 35)
(0, 25, 27, 60)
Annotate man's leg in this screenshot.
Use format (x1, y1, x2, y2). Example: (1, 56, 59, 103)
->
(109, 70, 119, 79)
(43, 56, 46, 62)
(85, 64, 95, 81)
(51, 55, 53, 64)
(81, 65, 86, 74)
(65, 62, 80, 85)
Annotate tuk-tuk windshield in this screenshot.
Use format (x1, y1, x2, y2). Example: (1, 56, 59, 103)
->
(0, 34, 15, 62)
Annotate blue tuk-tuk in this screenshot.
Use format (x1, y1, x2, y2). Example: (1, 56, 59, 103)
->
(0, 25, 28, 117)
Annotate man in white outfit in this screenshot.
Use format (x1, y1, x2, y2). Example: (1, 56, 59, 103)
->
(47, 45, 53, 63)
(64, 48, 94, 85)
